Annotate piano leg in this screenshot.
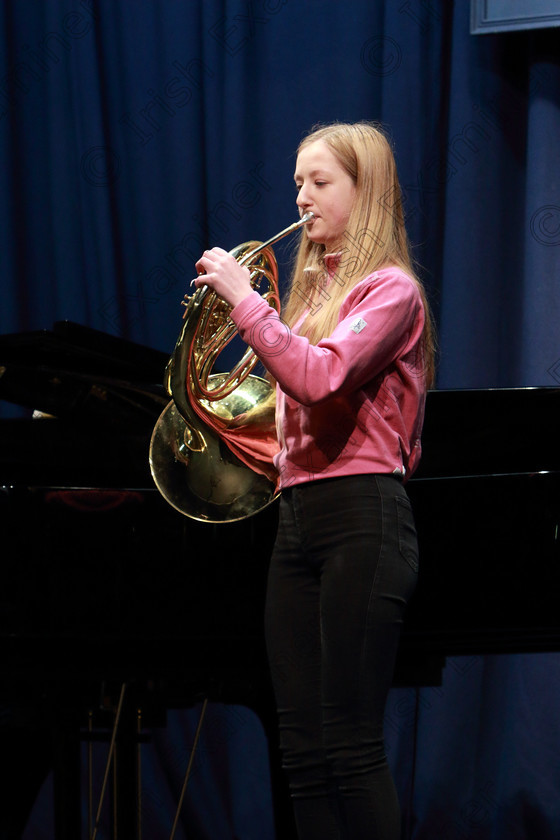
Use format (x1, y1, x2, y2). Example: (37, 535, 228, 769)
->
(49, 684, 143, 840)
(113, 696, 142, 840)
(52, 707, 81, 840)
(87, 683, 144, 840)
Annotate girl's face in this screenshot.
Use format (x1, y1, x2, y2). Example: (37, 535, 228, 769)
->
(294, 140, 357, 252)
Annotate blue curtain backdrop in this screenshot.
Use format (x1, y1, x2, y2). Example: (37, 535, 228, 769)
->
(1, 0, 559, 838)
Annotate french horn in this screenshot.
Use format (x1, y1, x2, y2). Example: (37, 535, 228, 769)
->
(149, 213, 313, 523)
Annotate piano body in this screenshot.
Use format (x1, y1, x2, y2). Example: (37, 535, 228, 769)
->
(1, 321, 559, 838)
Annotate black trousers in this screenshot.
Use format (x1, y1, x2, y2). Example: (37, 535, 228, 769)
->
(265, 474, 419, 840)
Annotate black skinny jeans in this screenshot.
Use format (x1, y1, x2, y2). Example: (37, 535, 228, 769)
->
(265, 474, 419, 840)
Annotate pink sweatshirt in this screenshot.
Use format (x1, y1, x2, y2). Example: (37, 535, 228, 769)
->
(230, 262, 427, 490)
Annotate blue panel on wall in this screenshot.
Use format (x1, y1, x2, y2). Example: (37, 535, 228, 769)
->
(471, 0, 560, 33)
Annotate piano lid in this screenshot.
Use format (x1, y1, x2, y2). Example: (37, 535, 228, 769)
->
(0, 321, 170, 428)
(414, 386, 560, 480)
(1, 321, 559, 481)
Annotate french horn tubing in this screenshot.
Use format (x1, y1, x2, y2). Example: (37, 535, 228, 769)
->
(149, 212, 314, 523)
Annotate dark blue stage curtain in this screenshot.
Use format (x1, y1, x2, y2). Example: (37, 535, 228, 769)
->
(1, 1, 559, 838)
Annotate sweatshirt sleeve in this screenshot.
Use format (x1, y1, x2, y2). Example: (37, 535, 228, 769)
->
(230, 268, 424, 406)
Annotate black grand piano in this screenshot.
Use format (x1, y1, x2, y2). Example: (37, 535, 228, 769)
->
(1, 322, 560, 839)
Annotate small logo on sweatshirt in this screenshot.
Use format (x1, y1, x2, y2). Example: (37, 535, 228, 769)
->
(350, 317, 367, 334)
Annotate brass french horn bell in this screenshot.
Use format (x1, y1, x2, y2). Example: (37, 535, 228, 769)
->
(149, 213, 314, 523)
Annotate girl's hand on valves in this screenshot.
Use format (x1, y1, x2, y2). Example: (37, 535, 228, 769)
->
(192, 248, 253, 309)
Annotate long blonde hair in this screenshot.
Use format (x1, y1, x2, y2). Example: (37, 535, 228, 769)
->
(282, 121, 436, 387)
